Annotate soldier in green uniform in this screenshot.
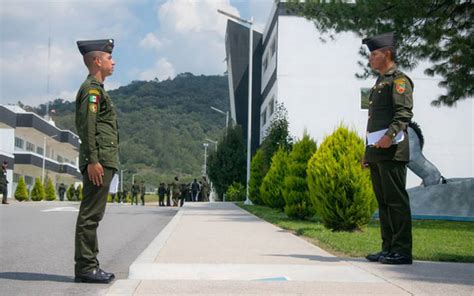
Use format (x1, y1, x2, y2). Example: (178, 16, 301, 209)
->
(170, 176, 180, 207)
(74, 39, 118, 283)
(361, 32, 413, 265)
(140, 181, 146, 206)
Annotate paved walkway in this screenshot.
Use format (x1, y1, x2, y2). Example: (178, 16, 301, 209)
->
(106, 202, 473, 295)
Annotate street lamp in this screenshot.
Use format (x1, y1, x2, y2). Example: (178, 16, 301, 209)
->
(42, 134, 58, 183)
(203, 143, 209, 177)
(217, 9, 253, 205)
(210, 106, 229, 131)
(205, 138, 218, 150)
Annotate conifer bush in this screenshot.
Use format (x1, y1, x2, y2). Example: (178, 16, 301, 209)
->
(225, 182, 246, 201)
(67, 184, 75, 201)
(45, 178, 56, 201)
(76, 184, 83, 201)
(248, 149, 265, 204)
(30, 177, 45, 201)
(15, 176, 29, 202)
(307, 125, 376, 231)
(260, 147, 288, 210)
(283, 133, 317, 219)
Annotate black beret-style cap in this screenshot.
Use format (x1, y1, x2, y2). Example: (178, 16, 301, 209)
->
(76, 39, 114, 55)
(362, 32, 396, 52)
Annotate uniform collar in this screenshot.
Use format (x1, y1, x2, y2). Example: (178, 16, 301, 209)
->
(383, 64, 398, 77)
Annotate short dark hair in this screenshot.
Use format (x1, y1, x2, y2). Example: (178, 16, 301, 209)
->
(381, 47, 396, 61)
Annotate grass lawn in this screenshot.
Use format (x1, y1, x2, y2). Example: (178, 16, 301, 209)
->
(237, 202, 474, 263)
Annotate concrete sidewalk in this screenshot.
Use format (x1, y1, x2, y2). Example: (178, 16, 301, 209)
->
(106, 202, 473, 295)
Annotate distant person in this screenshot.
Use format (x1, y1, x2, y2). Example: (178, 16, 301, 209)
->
(131, 181, 139, 205)
(170, 176, 180, 207)
(191, 178, 200, 202)
(179, 183, 188, 207)
(58, 183, 67, 201)
(140, 181, 146, 206)
(74, 38, 117, 283)
(201, 176, 210, 202)
(166, 184, 171, 206)
(361, 32, 413, 265)
(1, 161, 9, 204)
(158, 183, 166, 206)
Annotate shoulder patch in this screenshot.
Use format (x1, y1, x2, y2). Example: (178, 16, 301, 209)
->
(394, 78, 406, 94)
(88, 89, 100, 96)
(89, 103, 98, 113)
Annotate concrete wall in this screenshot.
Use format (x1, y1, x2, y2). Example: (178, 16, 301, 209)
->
(275, 16, 473, 188)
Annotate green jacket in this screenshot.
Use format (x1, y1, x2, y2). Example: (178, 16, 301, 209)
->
(75, 75, 119, 172)
(365, 66, 413, 163)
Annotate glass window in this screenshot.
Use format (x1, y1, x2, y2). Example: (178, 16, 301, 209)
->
(261, 108, 267, 126)
(26, 142, 35, 152)
(263, 55, 268, 72)
(271, 38, 276, 56)
(360, 87, 371, 110)
(24, 175, 33, 185)
(15, 137, 24, 149)
(36, 146, 44, 155)
(13, 173, 20, 183)
(268, 97, 275, 116)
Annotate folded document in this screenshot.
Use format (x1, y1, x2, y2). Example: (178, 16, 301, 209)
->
(367, 129, 404, 146)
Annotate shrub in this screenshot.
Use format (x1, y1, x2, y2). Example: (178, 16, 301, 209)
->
(248, 149, 265, 204)
(283, 132, 317, 219)
(45, 178, 56, 201)
(15, 176, 29, 202)
(31, 177, 45, 201)
(260, 146, 288, 210)
(307, 125, 376, 231)
(225, 182, 246, 201)
(67, 184, 75, 201)
(76, 184, 83, 201)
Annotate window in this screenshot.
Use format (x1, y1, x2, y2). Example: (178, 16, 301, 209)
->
(24, 175, 33, 185)
(36, 146, 44, 155)
(13, 173, 20, 183)
(15, 137, 24, 149)
(270, 38, 276, 57)
(263, 54, 268, 72)
(268, 97, 275, 116)
(360, 87, 371, 110)
(261, 108, 267, 126)
(26, 142, 35, 152)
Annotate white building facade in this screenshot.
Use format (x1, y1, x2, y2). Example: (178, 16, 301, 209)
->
(227, 2, 473, 188)
(0, 105, 81, 199)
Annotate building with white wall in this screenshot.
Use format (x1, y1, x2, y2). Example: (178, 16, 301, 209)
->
(0, 105, 81, 199)
(225, 1, 473, 188)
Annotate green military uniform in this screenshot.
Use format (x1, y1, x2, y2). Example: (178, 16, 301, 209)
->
(131, 183, 139, 205)
(140, 182, 146, 206)
(170, 178, 180, 207)
(74, 65, 119, 273)
(365, 64, 414, 258)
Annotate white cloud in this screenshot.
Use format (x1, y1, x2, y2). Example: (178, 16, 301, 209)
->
(139, 58, 176, 81)
(139, 33, 163, 51)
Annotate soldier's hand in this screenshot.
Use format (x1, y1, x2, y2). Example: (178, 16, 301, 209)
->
(375, 135, 392, 149)
(361, 157, 369, 169)
(87, 163, 104, 186)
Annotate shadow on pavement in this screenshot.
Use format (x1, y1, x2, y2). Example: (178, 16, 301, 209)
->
(267, 253, 343, 262)
(0, 272, 74, 283)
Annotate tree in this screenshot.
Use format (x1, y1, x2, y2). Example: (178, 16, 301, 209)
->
(76, 184, 83, 201)
(67, 184, 75, 201)
(260, 146, 289, 210)
(15, 176, 29, 202)
(207, 124, 246, 198)
(225, 182, 246, 201)
(45, 177, 56, 201)
(307, 125, 376, 231)
(31, 177, 45, 201)
(288, 1, 473, 106)
(248, 149, 265, 204)
(283, 132, 317, 220)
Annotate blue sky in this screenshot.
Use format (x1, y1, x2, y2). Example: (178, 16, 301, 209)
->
(0, 0, 274, 106)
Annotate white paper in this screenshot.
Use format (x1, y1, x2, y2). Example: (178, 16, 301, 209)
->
(367, 129, 404, 146)
(109, 174, 119, 194)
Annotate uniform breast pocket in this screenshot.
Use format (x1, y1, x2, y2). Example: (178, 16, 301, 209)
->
(372, 84, 392, 107)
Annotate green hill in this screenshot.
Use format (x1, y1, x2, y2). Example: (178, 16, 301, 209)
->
(36, 73, 230, 187)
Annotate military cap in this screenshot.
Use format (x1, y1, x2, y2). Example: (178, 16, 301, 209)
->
(76, 39, 114, 55)
(362, 32, 396, 52)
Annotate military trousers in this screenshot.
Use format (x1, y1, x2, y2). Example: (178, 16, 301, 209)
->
(74, 166, 115, 275)
(369, 160, 412, 258)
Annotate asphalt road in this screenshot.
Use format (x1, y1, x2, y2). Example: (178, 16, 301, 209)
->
(0, 201, 178, 296)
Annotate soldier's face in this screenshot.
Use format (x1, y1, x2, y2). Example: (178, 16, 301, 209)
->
(98, 53, 115, 77)
(368, 49, 388, 71)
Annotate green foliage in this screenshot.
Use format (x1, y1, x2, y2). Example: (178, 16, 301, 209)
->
(76, 184, 83, 201)
(288, 1, 473, 106)
(67, 184, 75, 201)
(260, 103, 293, 172)
(30, 177, 45, 201)
(44, 178, 56, 201)
(207, 124, 246, 198)
(283, 132, 317, 220)
(14, 176, 29, 202)
(248, 149, 265, 204)
(225, 182, 246, 202)
(307, 125, 376, 231)
(260, 147, 288, 210)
